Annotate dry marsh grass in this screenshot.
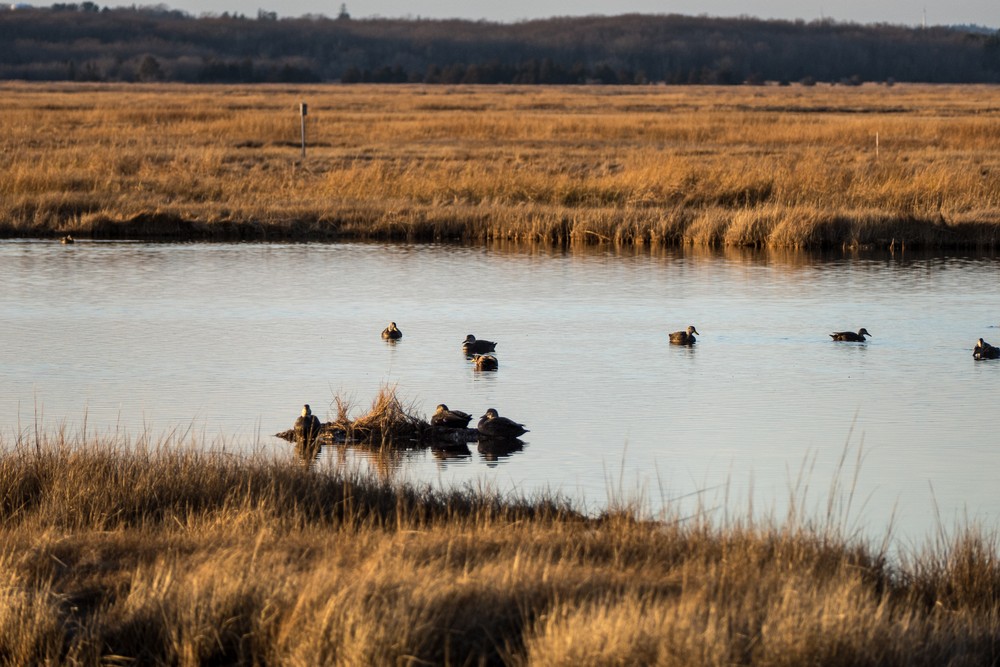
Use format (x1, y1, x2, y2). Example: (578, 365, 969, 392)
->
(3, 82, 1000, 248)
(0, 432, 998, 665)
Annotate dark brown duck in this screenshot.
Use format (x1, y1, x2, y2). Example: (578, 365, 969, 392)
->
(669, 325, 699, 345)
(294, 404, 322, 442)
(462, 334, 497, 355)
(473, 354, 499, 371)
(477, 408, 528, 439)
(974, 338, 1000, 360)
(381, 322, 402, 340)
(430, 404, 473, 428)
(830, 328, 872, 342)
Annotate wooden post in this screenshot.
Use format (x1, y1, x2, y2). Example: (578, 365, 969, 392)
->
(300, 102, 308, 158)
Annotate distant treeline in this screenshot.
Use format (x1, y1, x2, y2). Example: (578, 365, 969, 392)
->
(1, 4, 999, 84)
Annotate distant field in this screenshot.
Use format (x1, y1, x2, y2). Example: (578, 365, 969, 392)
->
(3, 82, 1000, 248)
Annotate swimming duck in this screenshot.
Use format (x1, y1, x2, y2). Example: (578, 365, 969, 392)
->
(974, 338, 1000, 360)
(462, 334, 497, 355)
(60, 235, 74, 244)
(293, 404, 322, 442)
(430, 403, 473, 428)
(477, 408, 528, 439)
(668, 325, 699, 346)
(473, 354, 499, 371)
(381, 322, 402, 340)
(830, 328, 872, 342)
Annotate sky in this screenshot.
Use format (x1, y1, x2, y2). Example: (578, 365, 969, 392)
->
(137, 1, 997, 28)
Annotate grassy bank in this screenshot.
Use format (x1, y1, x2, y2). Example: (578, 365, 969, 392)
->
(3, 82, 1000, 249)
(0, 433, 998, 665)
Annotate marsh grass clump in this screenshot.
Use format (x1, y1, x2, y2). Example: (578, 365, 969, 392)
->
(276, 386, 430, 449)
(335, 385, 428, 447)
(0, 431, 999, 665)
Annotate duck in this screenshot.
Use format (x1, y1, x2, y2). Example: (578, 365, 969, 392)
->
(473, 354, 499, 371)
(60, 235, 74, 244)
(974, 338, 1000, 360)
(830, 328, 872, 342)
(293, 404, 322, 442)
(668, 325, 699, 346)
(381, 322, 402, 340)
(382, 322, 403, 340)
(477, 408, 528, 439)
(430, 403, 473, 428)
(462, 334, 497, 355)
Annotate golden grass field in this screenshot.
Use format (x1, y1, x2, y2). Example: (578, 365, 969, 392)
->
(1, 430, 998, 666)
(3, 82, 1000, 248)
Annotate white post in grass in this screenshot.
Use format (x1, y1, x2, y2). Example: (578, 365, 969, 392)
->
(300, 102, 308, 158)
(875, 131, 879, 160)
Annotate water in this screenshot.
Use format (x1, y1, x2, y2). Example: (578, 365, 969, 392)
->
(2, 239, 999, 545)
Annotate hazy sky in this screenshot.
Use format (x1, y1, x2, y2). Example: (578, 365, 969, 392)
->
(143, 1, 997, 28)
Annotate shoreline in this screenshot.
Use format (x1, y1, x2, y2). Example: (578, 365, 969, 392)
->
(5, 206, 1000, 250)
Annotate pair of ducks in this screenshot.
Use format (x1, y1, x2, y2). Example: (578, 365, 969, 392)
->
(667, 325, 875, 345)
(382, 325, 497, 352)
(432, 404, 528, 439)
(462, 334, 499, 370)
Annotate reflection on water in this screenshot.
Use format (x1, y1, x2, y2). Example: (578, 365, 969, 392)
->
(2, 239, 999, 543)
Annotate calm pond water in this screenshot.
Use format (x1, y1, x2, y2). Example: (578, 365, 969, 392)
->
(2, 239, 999, 544)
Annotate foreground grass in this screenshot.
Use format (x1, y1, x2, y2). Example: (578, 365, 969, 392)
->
(0, 434, 998, 665)
(3, 82, 1000, 248)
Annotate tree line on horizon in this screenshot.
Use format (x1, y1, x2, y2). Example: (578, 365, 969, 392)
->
(1, 3, 999, 85)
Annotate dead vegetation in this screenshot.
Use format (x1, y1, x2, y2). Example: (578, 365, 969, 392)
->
(0, 430, 998, 665)
(3, 82, 1000, 249)
(276, 387, 470, 450)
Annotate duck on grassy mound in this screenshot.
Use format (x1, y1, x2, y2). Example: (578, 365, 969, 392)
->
(462, 334, 497, 355)
(974, 338, 1000, 360)
(294, 404, 322, 442)
(381, 322, 402, 340)
(430, 404, 473, 428)
(477, 408, 528, 439)
(669, 325, 699, 346)
(830, 328, 872, 342)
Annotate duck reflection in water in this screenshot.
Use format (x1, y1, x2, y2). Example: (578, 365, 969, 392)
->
(477, 438, 524, 465)
(294, 438, 322, 466)
(431, 442, 472, 463)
